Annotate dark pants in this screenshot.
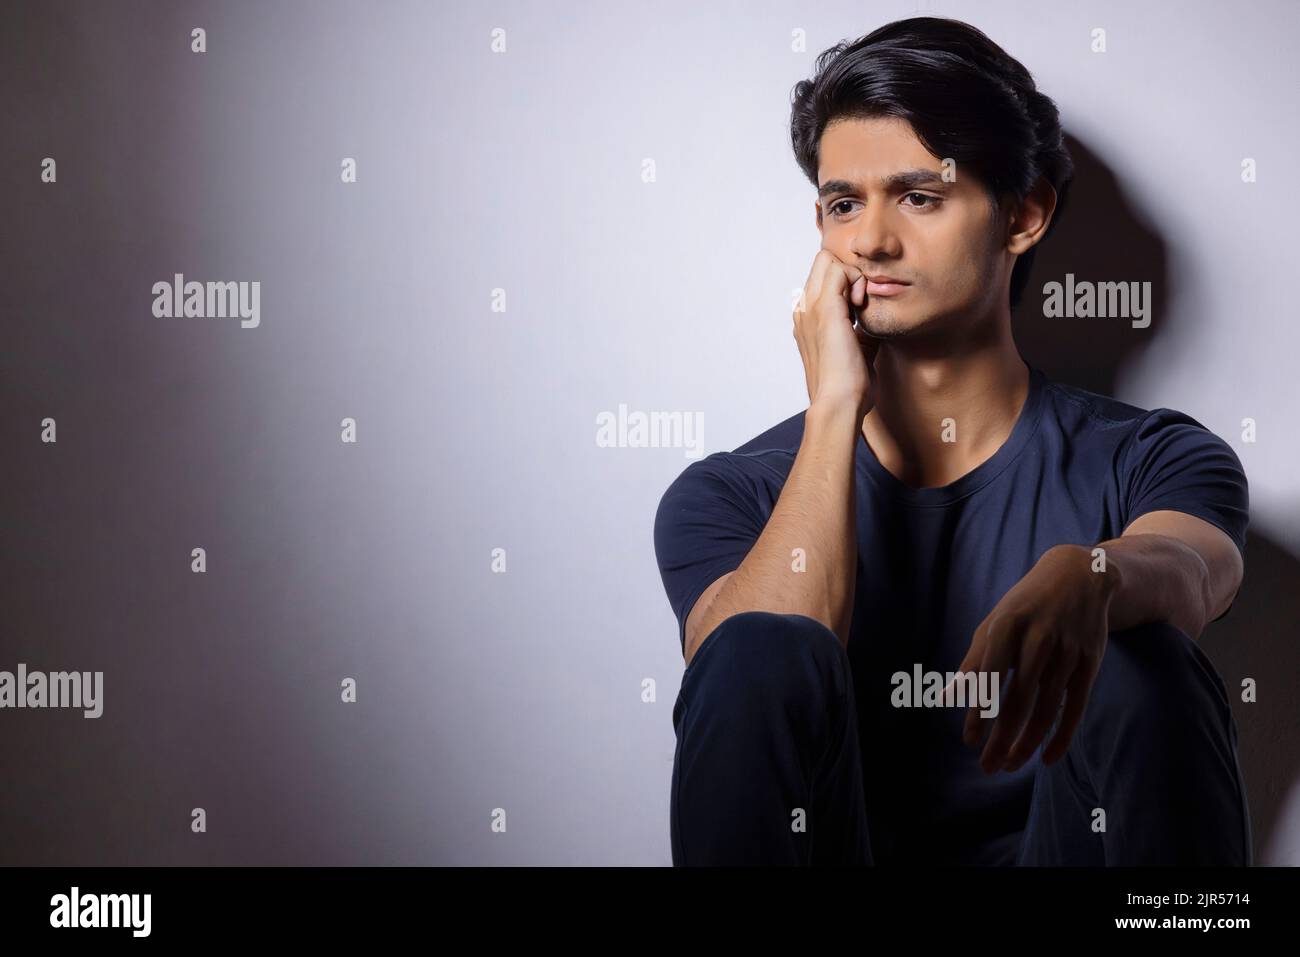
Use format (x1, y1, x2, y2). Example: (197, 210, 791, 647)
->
(669, 611, 1252, 866)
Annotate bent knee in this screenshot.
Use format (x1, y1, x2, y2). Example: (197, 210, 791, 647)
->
(685, 611, 848, 705)
(1105, 619, 1197, 685)
(710, 610, 844, 664)
(1096, 619, 1230, 725)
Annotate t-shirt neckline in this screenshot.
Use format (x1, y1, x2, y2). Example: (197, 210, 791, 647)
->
(857, 359, 1047, 507)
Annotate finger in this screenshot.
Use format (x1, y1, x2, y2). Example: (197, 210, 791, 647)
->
(1003, 652, 1075, 772)
(964, 621, 1015, 750)
(956, 619, 990, 676)
(815, 256, 856, 309)
(822, 251, 865, 300)
(941, 665, 974, 708)
(970, 622, 1023, 765)
(1042, 657, 1099, 765)
(951, 622, 988, 731)
(979, 668, 1038, 773)
(802, 249, 839, 312)
(982, 631, 1056, 764)
(850, 274, 866, 307)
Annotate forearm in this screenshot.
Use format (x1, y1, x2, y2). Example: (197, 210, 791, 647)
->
(696, 398, 862, 648)
(1090, 533, 1212, 640)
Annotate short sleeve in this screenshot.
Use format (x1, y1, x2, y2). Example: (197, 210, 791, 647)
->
(1120, 407, 1249, 621)
(653, 454, 768, 652)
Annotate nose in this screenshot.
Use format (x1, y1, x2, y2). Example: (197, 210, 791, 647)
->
(850, 199, 902, 261)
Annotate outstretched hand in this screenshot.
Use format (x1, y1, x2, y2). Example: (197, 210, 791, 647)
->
(949, 544, 1120, 773)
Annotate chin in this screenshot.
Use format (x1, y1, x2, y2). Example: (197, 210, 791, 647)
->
(860, 310, 915, 339)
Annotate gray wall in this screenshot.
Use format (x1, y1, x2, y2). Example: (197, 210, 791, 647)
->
(1, 0, 1296, 864)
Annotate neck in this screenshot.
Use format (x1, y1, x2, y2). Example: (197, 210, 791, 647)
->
(861, 328, 1029, 489)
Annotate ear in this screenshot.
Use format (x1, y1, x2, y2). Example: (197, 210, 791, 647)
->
(1005, 177, 1058, 256)
(814, 199, 823, 234)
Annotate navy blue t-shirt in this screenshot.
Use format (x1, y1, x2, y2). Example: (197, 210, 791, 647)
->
(653, 360, 1249, 865)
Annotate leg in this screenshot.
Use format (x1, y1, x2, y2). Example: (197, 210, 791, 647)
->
(1018, 620, 1252, 866)
(670, 611, 873, 866)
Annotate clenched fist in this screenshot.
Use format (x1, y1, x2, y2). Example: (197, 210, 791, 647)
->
(793, 249, 880, 422)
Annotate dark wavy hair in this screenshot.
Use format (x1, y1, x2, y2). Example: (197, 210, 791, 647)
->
(790, 17, 1074, 310)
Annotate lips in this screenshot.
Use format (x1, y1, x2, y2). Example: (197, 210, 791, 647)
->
(865, 275, 909, 296)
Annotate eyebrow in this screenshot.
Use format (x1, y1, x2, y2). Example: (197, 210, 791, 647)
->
(817, 169, 949, 199)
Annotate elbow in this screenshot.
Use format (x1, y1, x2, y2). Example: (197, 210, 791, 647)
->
(1176, 552, 1211, 642)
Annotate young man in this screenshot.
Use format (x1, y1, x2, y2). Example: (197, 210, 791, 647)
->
(653, 17, 1251, 866)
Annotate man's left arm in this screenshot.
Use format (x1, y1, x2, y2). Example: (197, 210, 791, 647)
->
(954, 509, 1243, 774)
(957, 407, 1249, 774)
(1102, 507, 1245, 642)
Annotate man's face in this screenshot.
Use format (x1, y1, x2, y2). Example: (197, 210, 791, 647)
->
(816, 115, 1009, 340)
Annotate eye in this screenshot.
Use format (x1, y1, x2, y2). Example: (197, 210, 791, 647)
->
(827, 193, 941, 220)
(903, 192, 941, 209)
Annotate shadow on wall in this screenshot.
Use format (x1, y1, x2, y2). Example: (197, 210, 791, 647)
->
(1013, 133, 1300, 865)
